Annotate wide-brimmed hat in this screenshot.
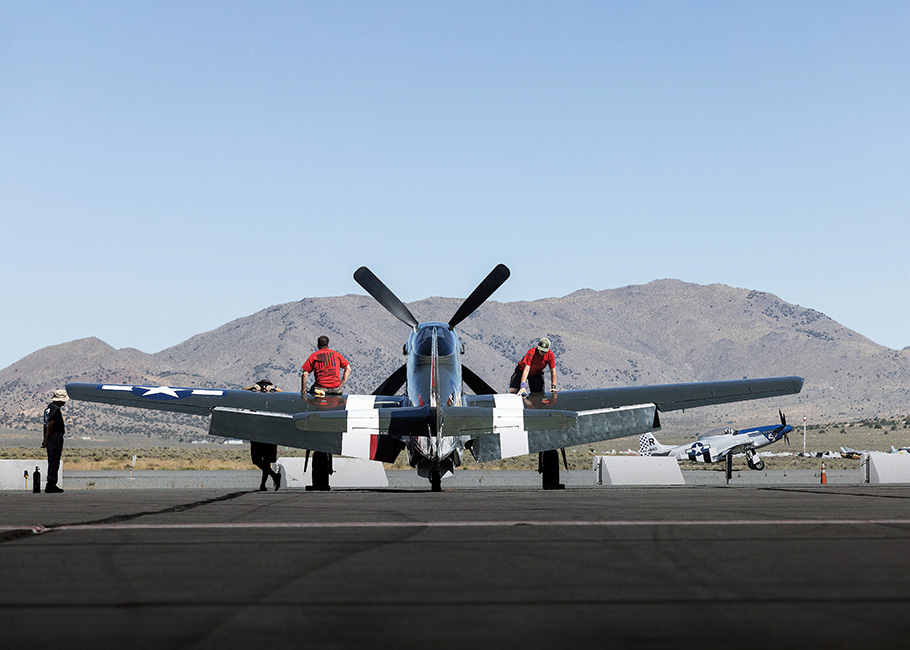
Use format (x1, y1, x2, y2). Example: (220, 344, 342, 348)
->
(52, 389, 69, 403)
(537, 338, 551, 353)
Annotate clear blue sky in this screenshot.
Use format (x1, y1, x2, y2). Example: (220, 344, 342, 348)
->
(2, 1, 908, 371)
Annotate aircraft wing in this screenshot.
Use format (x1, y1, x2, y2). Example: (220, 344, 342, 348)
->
(207, 405, 408, 462)
(67, 376, 802, 463)
(459, 376, 803, 460)
(503, 376, 805, 414)
(66, 382, 305, 415)
(65, 383, 409, 460)
(448, 402, 659, 462)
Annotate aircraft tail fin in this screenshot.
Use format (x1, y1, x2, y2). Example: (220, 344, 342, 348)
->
(639, 432, 673, 456)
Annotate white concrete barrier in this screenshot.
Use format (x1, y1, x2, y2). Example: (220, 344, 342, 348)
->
(593, 456, 684, 486)
(861, 452, 910, 484)
(276, 456, 389, 489)
(0, 459, 56, 490)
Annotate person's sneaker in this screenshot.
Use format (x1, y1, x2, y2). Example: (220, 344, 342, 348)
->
(259, 484, 267, 492)
(45, 486, 64, 493)
(273, 473, 281, 491)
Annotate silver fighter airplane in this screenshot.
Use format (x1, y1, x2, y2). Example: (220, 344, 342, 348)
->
(67, 265, 803, 490)
(639, 411, 794, 470)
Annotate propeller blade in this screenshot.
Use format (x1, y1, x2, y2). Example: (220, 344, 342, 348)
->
(373, 365, 407, 396)
(354, 267, 419, 329)
(448, 264, 510, 330)
(778, 410, 790, 445)
(462, 365, 497, 395)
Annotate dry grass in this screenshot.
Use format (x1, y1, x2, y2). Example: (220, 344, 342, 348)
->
(2, 418, 907, 471)
(0, 446, 306, 471)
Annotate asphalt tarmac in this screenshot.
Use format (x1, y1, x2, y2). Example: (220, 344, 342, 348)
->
(3, 483, 910, 649)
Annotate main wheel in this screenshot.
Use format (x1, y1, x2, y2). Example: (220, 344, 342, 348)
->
(310, 452, 332, 491)
(540, 449, 564, 489)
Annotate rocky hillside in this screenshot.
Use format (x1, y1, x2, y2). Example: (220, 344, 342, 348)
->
(2, 280, 909, 441)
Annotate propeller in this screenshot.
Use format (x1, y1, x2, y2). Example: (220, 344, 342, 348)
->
(373, 364, 407, 396)
(462, 365, 497, 395)
(355, 264, 509, 396)
(448, 264, 510, 330)
(354, 267, 419, 329)
(779, 410, 790, 446)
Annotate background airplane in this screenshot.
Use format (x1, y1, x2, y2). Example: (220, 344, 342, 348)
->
(67, 266, 803, 490)
(639, 411, 793, 470)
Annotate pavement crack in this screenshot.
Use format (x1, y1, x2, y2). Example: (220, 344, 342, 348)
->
(74, 490, 250, 527)
(0, 491, 249, 543)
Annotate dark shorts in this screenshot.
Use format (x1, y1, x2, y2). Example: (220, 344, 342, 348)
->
(250, 441, 277, 465)
(508, 365, 544, 393)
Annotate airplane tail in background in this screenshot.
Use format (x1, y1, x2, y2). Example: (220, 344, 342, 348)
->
(639, 432, 674, 456)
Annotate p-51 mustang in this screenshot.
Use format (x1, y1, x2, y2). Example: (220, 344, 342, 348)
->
(639, 411, 793, 470)
(67, 265, 803, 491)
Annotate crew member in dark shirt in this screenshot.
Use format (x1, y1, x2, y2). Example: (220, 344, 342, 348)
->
(42, 389, 69, 493)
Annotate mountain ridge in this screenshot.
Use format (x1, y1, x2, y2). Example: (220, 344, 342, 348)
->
(2, 279, 908, 440)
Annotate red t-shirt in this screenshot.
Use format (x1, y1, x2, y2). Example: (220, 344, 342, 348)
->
(518, 348, 555, 376)
(302, 348, 349, 388)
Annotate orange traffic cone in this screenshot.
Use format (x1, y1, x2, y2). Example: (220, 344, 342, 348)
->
(820, 462, 828, 484)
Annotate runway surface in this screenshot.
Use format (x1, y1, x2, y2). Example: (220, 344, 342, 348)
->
(3, 484, 910, 649)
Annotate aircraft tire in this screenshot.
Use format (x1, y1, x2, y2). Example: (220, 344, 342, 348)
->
(429, 468, 442, 492)
(540, 449, 564, 490)
(309, 451, 332, 491)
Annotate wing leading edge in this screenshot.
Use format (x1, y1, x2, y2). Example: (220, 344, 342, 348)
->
(463, 376, 804, 413)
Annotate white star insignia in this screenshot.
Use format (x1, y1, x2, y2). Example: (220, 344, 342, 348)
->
(140, 386, 182, 398)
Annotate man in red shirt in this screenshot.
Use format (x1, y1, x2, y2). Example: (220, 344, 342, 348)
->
(301, 335, 352, 396)
(509, 337, 558, 397)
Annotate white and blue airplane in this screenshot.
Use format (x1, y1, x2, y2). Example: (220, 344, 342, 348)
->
(639, 411, 793, 470)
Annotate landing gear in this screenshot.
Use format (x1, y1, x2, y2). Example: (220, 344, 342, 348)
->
(429, 468, 442, 492)
(539, 449, 565, 490)
(306, 451, 333, 491)
(746, 450, 765, 471)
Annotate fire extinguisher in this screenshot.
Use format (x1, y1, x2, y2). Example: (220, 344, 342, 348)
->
(33, 466, 41, 493)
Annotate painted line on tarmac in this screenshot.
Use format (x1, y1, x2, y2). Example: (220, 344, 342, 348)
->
(8, 518, 910, 535)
